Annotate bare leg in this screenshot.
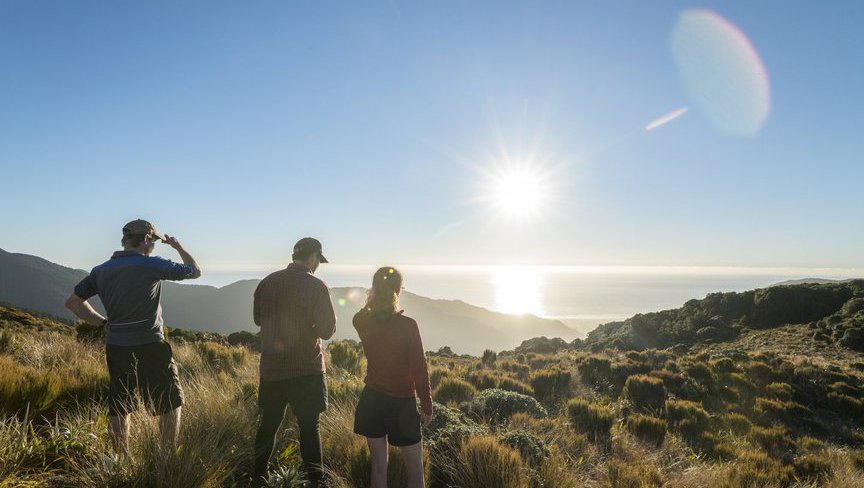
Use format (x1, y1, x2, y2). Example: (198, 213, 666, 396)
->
(400, 442, 425, 488)
(159, 406, 181, 452)
(108, 414, 130, 458)
(366, 436, 389, 488)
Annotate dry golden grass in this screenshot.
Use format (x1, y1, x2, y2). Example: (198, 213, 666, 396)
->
(3, 309, 864, 487)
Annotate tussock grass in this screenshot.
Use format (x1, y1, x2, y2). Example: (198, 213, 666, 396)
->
(4, 307, 864, 487)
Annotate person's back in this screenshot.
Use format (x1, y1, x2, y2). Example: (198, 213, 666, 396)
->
(255, 263, 337, 380)
(65, 219, 201, 458)
(252, 237, 335, 487)
(84, 251, 196, 346)
(352, 267, 432, 488)
(353, 309, 433, 416)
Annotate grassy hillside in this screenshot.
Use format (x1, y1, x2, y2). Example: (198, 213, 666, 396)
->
(3, 305, 864, 487)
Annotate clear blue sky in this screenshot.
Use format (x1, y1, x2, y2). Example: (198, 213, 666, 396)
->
(1, 1, 862, 271)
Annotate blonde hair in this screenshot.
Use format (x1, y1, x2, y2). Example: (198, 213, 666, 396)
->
(365, 266, 403, 313)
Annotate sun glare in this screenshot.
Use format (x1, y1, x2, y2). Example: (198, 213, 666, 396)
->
(492, 266, 544, 316)
(489, 168, 546, 219)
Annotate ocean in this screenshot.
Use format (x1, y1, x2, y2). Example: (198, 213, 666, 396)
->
(195, 265, 864, 338)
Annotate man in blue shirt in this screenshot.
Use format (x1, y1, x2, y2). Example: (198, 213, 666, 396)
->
(65, 219, 201, 458)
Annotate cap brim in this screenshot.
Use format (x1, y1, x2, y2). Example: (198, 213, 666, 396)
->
(319, 253, 329, 263)
(151, 232, 166, 242)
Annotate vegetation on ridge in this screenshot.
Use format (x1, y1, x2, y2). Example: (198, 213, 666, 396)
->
(3, 280, 864, 487)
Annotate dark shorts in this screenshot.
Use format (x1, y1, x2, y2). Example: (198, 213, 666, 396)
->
(258, 373, 329, 417)
(353, 386, 422, 447)
(106, 341, 184, 416)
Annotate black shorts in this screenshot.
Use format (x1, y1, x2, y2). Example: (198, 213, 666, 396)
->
(106, 341, 184, 416)
(353, 386, 422, 447)
(258, 373, 329, 417)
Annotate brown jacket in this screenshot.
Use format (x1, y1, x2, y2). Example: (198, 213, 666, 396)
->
(254, 263, 337, 381)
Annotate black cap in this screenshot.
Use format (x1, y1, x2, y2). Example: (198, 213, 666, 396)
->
(293, 237, 328, 263)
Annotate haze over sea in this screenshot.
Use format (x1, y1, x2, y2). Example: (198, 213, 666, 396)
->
(195, 265, 864, 338)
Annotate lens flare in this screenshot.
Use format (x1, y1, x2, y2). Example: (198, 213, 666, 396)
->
(646, 107, 689, 131)
(671, 9, 771, 136)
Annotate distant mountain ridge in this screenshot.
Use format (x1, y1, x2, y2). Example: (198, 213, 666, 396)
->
(0, 248, 572, 354)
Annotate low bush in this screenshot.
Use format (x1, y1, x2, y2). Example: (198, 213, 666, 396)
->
(465, 371, 498, 390)
(626, 414, 666, 447)
(464, 389, 547, 424)
(328, 340, 363, 375)
(433, 378, 477, 405)
(428, 366, 453, 390)
(194, 342, 247, 373)
(577, 356, 613, 388)
(723, 451, 794, 487)
(764, 382, 793, 401)
(226, 330, 260, 351)
(529, 367, 572, 403)
(622, 374, 666, 412)
(753, 397, 813, 426)
(566, 399, 614, 442)
(435, 436, 528, 488)
(480, 349, 497, 367)
(748, 425, 795, 459)
(497, 377, 533, 396)
(722, 412, 752, 435)
(497, 429, 550, 467)
(665, 399, 709, 440)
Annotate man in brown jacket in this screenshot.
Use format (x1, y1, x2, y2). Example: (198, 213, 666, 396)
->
(252, 237, 337, 486)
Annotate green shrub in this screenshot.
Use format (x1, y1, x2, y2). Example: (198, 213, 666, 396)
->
(626, 414, 666, 447)
(481, 349, 497, 367)
(466, 371, 498, 390)
(623, 375, 666, 412)
(665, 399, 709, 440)
(566, 399, 614, 442)
(424, 403, 486, 452)
(226, 330, 260, 351)
(693, 432, 735, 460)
(497, 429, 550, 467)
(577, 356, 612, 388)
(465, 389, 547, 424)
(328, 340, 363, 375)
(529, 367, 572, 402)
(499, 360, 530, 380)
(722, 412, 752, 435)
(433, 378, 477, 405)
(753, 397, 812, 426)
(194, 342, 247, 373)
(497, 377, 533, 396)
(429, 366, 453, 389)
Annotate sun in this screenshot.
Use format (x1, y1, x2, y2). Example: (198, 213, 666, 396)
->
(490, 168, 545, 219)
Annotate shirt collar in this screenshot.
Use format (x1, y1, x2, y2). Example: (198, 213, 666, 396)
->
(288, 262, 311, 273)
(111, 250, 145, 258)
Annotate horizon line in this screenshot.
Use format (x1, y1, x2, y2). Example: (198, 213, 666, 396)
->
(200, 263, 864, 278)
